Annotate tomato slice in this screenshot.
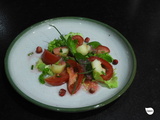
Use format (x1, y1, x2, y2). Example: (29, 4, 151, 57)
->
(41, 49, 61, 64)
(88, 56, 113, 80)
(66, 59, 84, 95)
(95, 45, 110, 53)
(45, 70, 69, 86)
(72, 35, 84, 46)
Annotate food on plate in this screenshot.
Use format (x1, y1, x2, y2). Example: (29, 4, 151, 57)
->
(33, 26, 118, 96)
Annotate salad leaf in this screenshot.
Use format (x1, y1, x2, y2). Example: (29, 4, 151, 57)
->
(36, 59, 46, 71)
(39, 74, 46, 84)
(87, 41, 101, 48)
(48, 39, 66, 52)
(38, 66, 54, 84)
(66, 36, 77, 55)
(36, 59, 54, 84)
(97, 53, 113, 63)
(86, 52, 113, 63)
(93, 71, 118, 88)
(64, 32, 83, 40)
(93, 71, 104, 81)
(104, 75, 118, 88)
(74, 53, 87, 61)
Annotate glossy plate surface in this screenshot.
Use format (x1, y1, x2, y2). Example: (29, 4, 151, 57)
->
(5, 17, 136, 112)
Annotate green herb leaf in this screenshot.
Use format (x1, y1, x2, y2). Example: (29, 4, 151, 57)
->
(79, 68, 95, 74)
(66, 36, 77, 55)
(74, 53, 86, 61)
(97, 53, 113, 63)
(87, 41, 101, 48)
(28, 52, 34, 56)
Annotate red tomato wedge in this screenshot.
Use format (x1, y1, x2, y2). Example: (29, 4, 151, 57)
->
(45, 70, 69, 86)
(72, 35, 84, 46)
(41, 49, 61, 64)
(66, 59, 84, 95)
(88, 56, 113, 80)
(95, 45, 110, 53)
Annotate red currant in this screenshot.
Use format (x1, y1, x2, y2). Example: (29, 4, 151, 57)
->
(84, 37, 90, 43)
(112, 59, 118, 65)
(59, 89, 66, 97)
(36, 46, 42, 53)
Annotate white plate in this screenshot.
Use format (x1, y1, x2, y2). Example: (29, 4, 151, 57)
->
(5, 17, 136, 112)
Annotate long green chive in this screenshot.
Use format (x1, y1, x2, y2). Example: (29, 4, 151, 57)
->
(78, 68, 95, 74)
(49, 25, 67, 42)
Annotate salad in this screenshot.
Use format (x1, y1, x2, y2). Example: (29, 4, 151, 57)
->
(32, 25, 118, 96)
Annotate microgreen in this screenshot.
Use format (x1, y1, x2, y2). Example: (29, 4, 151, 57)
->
(28, 52, 34, 56)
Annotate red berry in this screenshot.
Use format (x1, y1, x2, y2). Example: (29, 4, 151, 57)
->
(89, 88, 96, 94)
(84, 37, 90, 43)
(36, 46, 42, 53)
(59, 89, 66, 97)
(112, 59, 118, 65)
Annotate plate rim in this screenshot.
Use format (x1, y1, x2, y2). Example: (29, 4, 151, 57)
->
(4, 16, 137, 112)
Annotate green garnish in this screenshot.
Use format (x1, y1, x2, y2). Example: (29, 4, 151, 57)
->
(49, 25, 67, 43)
(48, 25, 78, 56)
(38, 67, 53, 84)
(48, 39, 66, 52)
(39, 74, 46, 84)
(87, 41, 101, 48)
(104, 75, 118, 88)
(78, 68, 95, 74)
(28, 52, 34, 56)
(59, 48, 63, 53)
(35, 59, 54, 84)
(86, 52, 113, 63)
(36, 59, 46, 71)
(101, 71, 106, 75)
(74, 53, 87, 62)
(66, 36, 77, 55)
(97, 53, 113, 63)
(31, 65, 34, 70)
(93, 71, 118, 88)
(64, 32, 83, 39)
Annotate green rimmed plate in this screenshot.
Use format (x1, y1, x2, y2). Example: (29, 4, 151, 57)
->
(4, 17, 136, 112)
